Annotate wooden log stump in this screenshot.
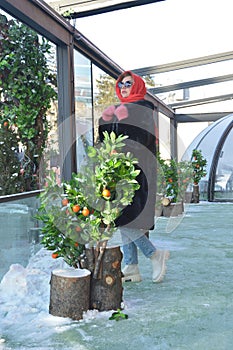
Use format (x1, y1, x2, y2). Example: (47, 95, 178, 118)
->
(161, 197, 171, 207)
(162, 201, 184, 217)
(192, 184, 200, 203)
(85, 245, 123, 312)
(49, 268, 91, 320)
(184, 191, 193, 203)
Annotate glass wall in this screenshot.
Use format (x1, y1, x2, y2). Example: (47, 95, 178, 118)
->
(74, 50, 93, 170)
(0, 9, 59, 193)
(0, 195, 42, 280)
(158, 112, 171, 159)
(214, 125, 233, 200)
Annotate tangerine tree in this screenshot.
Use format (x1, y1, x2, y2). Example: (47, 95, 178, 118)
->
(36, 132, 140, 269)
(191, 149, 207, 184)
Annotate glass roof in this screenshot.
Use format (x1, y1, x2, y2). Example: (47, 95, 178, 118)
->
(46, 0, 164, 17)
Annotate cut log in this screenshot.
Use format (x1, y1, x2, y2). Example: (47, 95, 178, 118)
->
(49, 268, 91, 320)
(184, 191, 193, 203)
(161, 197, 171, 207)
(85, 245, 123, 312)
(162, 201, 184, 217)
(192, 184, 200, 203)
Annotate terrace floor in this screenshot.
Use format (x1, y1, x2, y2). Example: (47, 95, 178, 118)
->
(0, 201, 233, 350)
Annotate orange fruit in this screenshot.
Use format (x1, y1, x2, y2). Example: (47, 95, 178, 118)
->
(102, 189, 111, 197)
(82, 207, 90, 216)
(62, 198, 69, 206)
(52, 253, 58, 259)
(74, 242, 79, 247)
(3, 121, 8, 127)
(72, 204, 80, 213)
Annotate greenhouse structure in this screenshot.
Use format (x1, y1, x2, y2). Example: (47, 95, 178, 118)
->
(182, 113, 233, 202)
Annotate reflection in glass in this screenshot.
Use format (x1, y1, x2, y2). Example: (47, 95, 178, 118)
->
(74, 50, 93, 170)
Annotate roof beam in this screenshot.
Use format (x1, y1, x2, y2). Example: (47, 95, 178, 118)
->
(169, 93, 233, 109)
(175, 112, 232, 123)
(133, 51, 233, 75)
(148, 74, 233, 94)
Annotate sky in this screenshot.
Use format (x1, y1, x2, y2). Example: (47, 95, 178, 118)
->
(76, 0, 233, 70)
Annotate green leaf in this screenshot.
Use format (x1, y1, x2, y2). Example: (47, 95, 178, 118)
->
(109, 309, 128, 321)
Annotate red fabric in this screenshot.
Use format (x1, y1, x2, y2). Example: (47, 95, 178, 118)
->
(115, 70, 147, 103)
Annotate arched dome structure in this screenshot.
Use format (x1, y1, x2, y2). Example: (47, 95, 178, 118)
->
(182, 114, 233, 202)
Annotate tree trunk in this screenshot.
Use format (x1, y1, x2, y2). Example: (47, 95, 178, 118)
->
(49, 268, 91, 320)
(84, 245, 123, 312)
(192, 184, 200, 203)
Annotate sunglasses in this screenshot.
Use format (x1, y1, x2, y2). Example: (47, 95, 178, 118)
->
(117, 80, 133, 89)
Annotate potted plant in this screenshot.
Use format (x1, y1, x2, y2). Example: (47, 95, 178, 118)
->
(36, 131, 140, 314)
(156, 153, 193, 216)
(191, 149, 207, 203)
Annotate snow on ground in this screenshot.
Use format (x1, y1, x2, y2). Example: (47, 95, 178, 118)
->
(0, 248, 112, 348)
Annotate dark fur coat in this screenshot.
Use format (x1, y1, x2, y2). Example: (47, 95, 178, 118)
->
(98, 99, 157, 230)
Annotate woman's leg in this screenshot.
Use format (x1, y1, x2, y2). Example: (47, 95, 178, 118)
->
(120, 228, 142, 282)
(121, 227, 156, 259)
(120, 227, 169, 283)
(121, 230, 139, 265)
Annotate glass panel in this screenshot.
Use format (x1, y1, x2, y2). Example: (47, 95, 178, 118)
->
(0, 10, 58, 192)
(183, 114, 233, 174)
(74, 50, 93, 170)
(158, 112, 170, 159)
(92, 65, 118, 144)
(0, 195, 42, 280)
(214, 126, 233, 200)
(178, 122, 209, 161)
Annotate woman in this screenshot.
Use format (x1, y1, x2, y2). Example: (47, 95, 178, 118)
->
(99, 71, 169, 283)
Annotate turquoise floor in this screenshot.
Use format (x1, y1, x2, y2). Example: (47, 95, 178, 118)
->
(1, 201, 233, 350)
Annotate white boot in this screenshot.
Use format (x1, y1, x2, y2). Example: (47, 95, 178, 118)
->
(151, 250, 170, 283)
(122, 264, 142, 282)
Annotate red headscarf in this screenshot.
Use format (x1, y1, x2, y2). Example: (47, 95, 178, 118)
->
(115, 71, 147, 103)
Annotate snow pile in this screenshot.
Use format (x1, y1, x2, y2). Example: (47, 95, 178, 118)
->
(0, 248, 112, 347)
